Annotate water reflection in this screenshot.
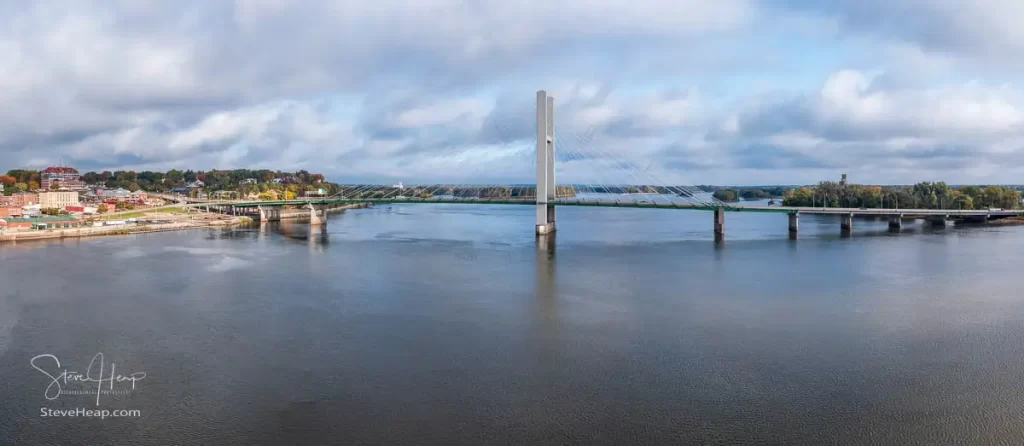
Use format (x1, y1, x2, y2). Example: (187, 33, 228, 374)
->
(535, 233, 556, 299)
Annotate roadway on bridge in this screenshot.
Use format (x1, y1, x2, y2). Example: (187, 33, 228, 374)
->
(220, 196, 1024, 218)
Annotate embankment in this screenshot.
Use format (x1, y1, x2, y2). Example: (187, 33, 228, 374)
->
(0, 218, 249, 244)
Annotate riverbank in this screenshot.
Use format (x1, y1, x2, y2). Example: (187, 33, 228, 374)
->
(0, 217, 249, 243)
(988, 216, 1024, 226)
(0, 203, 372, 244)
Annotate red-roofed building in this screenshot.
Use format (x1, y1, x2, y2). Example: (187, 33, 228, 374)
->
(41, 167, 86, 190)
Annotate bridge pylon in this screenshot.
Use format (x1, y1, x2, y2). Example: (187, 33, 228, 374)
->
(536, 90, 556, 235)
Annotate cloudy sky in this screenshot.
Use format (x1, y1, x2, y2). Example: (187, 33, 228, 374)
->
(2, 0, 1024, 185)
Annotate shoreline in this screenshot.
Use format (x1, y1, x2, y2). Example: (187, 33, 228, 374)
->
(987, 216, 1024, 226)
(0, 203, 372, 244)
(0, 218, 248, 244)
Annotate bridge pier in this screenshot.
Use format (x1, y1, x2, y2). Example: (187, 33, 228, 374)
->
(714, 207, 725, 242)
(258, 206, 280, 222)
(788, 212, 799, 235)
(308, 204, 327, 226)
(888, 214, 903, 230)
(928, 215, 948, 228)
(840, 213, 853, 234)
(535, 90, 557, 235)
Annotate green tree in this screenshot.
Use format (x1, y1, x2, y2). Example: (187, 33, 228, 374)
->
(166, 169, 185, 187)
(82, 171, 102, 184)
(713, 190, 739, 202)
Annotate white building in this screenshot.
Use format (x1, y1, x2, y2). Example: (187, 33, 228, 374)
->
(38, 191, 80, 210)
(22, 204, 41, 217)
(393, 182, 404, 190)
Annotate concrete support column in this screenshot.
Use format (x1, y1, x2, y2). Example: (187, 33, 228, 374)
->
(929, 215, 948, 227)
(714, 207, 725, 242)
(536, 90, 556, 235)
(308, 204, 327, 226)
(788, 212, 799, 234)
(258, 206, 280, 222)
(841, 213, 853, 233)
(888, 214, 903, 229)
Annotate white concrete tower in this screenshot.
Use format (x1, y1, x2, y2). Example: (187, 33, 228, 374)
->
(536, 90, 556, 235)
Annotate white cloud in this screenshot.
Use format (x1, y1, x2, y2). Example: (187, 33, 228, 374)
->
(2, 0, 1024, 185)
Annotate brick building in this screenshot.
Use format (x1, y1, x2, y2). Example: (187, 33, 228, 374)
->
(0, 207, 23, 218)
(41, 167, 86, 190)
(0, 193, 38, 207)
(2, 216, 84, 230)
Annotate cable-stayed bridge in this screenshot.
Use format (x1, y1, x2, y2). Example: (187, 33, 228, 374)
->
(194, 91, 1024, 240)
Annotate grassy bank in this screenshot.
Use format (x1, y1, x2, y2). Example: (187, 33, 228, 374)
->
(98, 206, 187, 220)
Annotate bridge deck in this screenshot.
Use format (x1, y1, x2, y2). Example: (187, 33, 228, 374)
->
(220, 198, 1023, 217)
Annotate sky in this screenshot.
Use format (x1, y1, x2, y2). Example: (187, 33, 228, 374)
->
(2, 0, 1024, 186)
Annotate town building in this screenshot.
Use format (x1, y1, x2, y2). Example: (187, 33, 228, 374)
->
(1, 192, 39, 207)
(129, 190, 148, 203)
(0, 207, 23, 218)
(97, 188, 131, 201)
(241, 178, 258, 185)
(38, 191, 80, 210)
(21, 204, 41, 218)
(2, 216, 85, 230)
(41, 167, 86, 190)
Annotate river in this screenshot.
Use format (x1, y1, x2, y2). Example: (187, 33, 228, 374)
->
(2, 201, 1024, 444)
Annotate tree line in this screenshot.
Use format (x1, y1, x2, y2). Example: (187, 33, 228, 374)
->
(1, 170, 42, 193)
(712, 188, 779, 202)
(2, 168, 337, 196)
(782, 181, 1022, 210)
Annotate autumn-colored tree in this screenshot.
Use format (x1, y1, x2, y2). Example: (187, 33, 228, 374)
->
(0, 175, 15, 187)
(98, 203, 110, 214)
